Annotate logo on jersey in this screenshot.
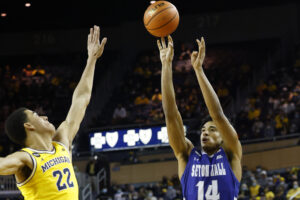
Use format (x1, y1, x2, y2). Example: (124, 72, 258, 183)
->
(32, 153, 40, 157)
(216, 155, 223, 160)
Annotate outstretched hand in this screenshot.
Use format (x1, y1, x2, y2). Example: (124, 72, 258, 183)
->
(88, 25, 107, 59)
(191, 37, 206, 71)
(157, 35, 174, 65)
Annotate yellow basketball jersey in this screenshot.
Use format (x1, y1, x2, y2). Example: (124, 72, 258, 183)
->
(17, 141, 79, 200)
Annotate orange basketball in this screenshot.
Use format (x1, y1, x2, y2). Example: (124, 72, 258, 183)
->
(143, 1, 179, 37)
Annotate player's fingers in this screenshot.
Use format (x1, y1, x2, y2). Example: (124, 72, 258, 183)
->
(94, 26, 99, 43)
(161, 37, 166, 49)
(168, 35, 173, 47)
(192, 51, 198, 57)
(93, 25, 97, 42)
(191, 51, 198, 60)
(157, 40, 162, 50)
(88, 34, 91, 46)
(98, 27, 101, 43)
(90, 28, 93, 43)
(101, 37, 107, 48)
(196, 39, 201, 53)
(201, 37, 206, 54)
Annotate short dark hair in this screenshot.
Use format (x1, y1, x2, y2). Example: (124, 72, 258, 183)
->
(5, 107, 28, 146)
(200, 115, 213, 129)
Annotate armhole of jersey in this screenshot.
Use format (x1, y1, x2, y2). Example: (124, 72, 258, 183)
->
(180, 148, 196, 183)
(53, 141, 70, 154)
(17, 151, 37, 187)
(220, 147, 241, 185)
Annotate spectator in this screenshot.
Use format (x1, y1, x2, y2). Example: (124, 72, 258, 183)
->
(252, 118, 264, 138)
(113, 104, 127, 121)
(238, 183, 250, 200)
(86, 156, 101, 191)
(264, 121, 275, 138)
(250, 180, 261, 198)
(22, 64, 33, 77)
(134, 94, 150, 105)
(151, 88, 162, 104)
(165, 186, 177, 200)
(258, 170, 269, 188)
(146, 190, 158, 200)
(286, 181, 300, 200)
(114, 188, 124, 200)
(264, 187, 275, 200)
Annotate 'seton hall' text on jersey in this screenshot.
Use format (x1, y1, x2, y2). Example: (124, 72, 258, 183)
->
(191, 162, 226, 177)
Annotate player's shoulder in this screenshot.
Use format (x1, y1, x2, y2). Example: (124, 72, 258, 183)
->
(185, 137, 195, 156)
(9, 151, 34, 169)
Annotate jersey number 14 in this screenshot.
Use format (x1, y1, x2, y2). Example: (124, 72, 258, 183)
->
(196, 180, 220, 200)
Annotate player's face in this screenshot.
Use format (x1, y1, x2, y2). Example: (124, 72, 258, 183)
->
(200, 121, 222, 153)
(24, 109, 56, 135)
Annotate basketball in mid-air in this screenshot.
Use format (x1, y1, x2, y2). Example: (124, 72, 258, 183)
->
(143, 1, 179, 37)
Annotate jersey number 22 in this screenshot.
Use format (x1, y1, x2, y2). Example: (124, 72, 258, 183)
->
(53, 168, 74, 191)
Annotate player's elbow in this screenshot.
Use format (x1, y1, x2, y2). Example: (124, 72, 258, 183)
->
(211, 111, 226, 122)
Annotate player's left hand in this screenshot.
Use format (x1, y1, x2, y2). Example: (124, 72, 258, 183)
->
(157, 35, 174, 65)
(191, 37, 206, 71)
(88, 25, 107, 59)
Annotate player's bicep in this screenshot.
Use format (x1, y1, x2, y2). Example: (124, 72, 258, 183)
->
(0, 152, 31, 175)
(214, 115, 242, 158)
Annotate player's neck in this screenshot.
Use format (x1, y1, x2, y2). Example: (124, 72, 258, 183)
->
(26, 131, 54, 151)
(202, 147, 220, 156)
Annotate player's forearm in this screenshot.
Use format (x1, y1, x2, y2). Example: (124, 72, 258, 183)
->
(161, 63, 178, 117)
(72, 57, 97, 104)
(195, 69, 224, 119)
(161, 64, 188, 155)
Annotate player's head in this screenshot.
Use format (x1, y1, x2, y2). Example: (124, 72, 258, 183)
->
(5, 107, 55, 146)
(200, 117, 223, 154)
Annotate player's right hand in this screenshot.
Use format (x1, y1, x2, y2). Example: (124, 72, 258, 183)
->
(157, 35, 174, 65)
(87, 25, 107, 59)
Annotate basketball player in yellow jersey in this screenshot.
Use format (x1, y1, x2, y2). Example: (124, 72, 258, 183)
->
(0, 25, 107, 200)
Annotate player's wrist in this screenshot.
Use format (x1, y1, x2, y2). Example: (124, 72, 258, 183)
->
(193, 65, 204, 73)
(162, 61, 172, 67)
(87, 56, 97, 62)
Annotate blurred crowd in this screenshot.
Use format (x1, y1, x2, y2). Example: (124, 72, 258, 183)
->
(97, 41, 267, 127)
(238, 166, 300, 200)
(97, 166, 300, 200)
(98, 175, 183, 200)
(0, 60, 80, 155)
(235, 64, 300, 140)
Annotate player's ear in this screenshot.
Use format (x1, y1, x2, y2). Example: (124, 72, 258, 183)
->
(24, 122, 35, 131)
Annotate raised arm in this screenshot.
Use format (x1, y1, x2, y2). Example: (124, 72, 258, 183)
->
(191, 38, 242, 170)
(158, 36, 193, 179)
(0, 151, 32, 176)
(54, 25, 107, 149)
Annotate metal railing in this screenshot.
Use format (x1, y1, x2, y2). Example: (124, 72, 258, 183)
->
(96, 168, 107, 195)
(81, 184, 92, 200)
(0, 176, 21, 198)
